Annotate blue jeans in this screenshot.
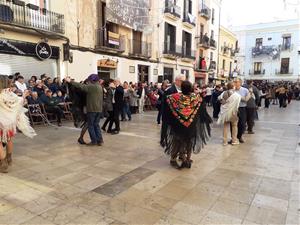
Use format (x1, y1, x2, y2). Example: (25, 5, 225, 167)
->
(87, 112, 103, 144)
(122, 102, 131, 120)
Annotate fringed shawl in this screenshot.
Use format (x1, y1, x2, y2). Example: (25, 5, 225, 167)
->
(161, 93, 212, 155)
(0, 89, 36, 143)
(217, 91, 241, 124)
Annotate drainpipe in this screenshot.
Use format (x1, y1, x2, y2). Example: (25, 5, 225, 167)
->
(217, 0, 222, 79)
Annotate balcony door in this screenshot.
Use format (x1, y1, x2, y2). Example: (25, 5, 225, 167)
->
(182, 31, 192, 56)
(282, 36, 291, 50)
(133, 30, 142, 54)
(255, 38, 263, 48)
(254, 62, 262, 74)
(164, 23, 176, 53)
(280, 58, 289, 74)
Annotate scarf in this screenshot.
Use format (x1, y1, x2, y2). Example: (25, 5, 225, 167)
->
(0, 89, 36, 143)
(166, 93, 202, 127)
(217, 91, 241, 124)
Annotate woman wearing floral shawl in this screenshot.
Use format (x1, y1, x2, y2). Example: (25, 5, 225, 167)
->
(160, 81, 212, 169)
(0, 75, 36, 173)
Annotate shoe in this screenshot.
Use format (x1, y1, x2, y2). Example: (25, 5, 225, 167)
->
(0, 159, 8, 173)
(223, 142, 228, 146)
(170, 160, 181, 169)
(78, 138, 86, 145)
(6, 153, 12, 166)
(231, 141, 240, 145)
(239, 138, 245, 143)
(248, 131, 255, 134)
(107, 130, 112, 133)
(101, 127, 106, 132)
(228, 140, 233, 145)
(58, 122, 62, 127)
(111, 130, 119, 135)
(97, 141, 104, 146)
(86, 142, 97, 146)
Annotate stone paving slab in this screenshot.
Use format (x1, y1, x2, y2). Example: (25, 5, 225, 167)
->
(0, 102, 299, 225)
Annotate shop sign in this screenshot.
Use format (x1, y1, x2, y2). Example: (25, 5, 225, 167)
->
(98, 59, 117, 68)
(0, 38, 59, 59)
(194, 71, 206, 78)
(36, 42, 52, 60)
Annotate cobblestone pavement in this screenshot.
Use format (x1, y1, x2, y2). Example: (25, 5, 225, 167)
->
(0, 102, 299, 225)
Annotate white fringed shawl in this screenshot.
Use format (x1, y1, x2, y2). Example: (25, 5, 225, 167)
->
(217, 91, 241, 125)
(0, 89, 36, 143)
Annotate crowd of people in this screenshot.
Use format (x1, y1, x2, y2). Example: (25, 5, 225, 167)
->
(0, 71, 299, 173)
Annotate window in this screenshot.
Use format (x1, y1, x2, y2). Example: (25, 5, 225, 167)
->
(200, 24, 204, 40)
(183, 0, 192, 18)
(182, 31, 192, 56)
(164, 22, 176, 53)
(268, 37, 272, 41)
(255, 38, 263, 47)
(254, 62, 262, 74)
(282, 36, 291, 50)
(211, 30, 214, 39)
(199, 49, 204, 58)
(280, 58, 290, 74)
(212, 8, 215, 24)
(163, 67, 174, 82)
(222, 59, 225, 70)
(229, 62, 232, 74)
(210, 52, 213, 62)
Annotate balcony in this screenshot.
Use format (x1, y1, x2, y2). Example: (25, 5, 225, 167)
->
(164, 0, 181, 20)
(252, 45, 280, 59)
(199, 3, 211, 20)
(234, 47, 240, 53)
(230, 50, 236, 57)
(249, 69, 265, 75)
(181, 47, 196, 61)
(0, 0, 64, 34)
(96, 29, 125, 53)
(197, 34, 210, 49)
(183, 13, 196, 28)
(275, 69, 293, 75)
(163, 42, 182, 59)
(222, 46, 230, 55)
(210, 38, 217, 49)
(128, 39, 152, 59)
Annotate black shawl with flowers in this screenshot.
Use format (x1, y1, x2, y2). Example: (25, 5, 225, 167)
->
(160, 93, 212, 155)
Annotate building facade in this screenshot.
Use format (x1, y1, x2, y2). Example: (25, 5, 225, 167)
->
(0, 0, 67, 79)
(218, 26, 238, 80)
(233, 20, 300, 81)
(194, 0, 221, 85)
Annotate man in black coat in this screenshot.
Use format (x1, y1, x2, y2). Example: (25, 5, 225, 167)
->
(109, 78, 124, 135)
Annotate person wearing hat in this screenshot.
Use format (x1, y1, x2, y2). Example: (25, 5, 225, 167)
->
(66, 74, 104, 146)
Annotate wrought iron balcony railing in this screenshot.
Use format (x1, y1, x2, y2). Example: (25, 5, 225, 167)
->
(249, 69, 265, 75)
(0, 0, 64, 34)
(209, 61, 216, 70)
(183, 13, 196, 26)
(210, 38, 217, 49)
(163, 42, 182, 56)
(182, 47, 196, 60)
(197, 34, 210, 48)
(275, 69, 293, 75)
(199, 3, 211, 20)
(164, 0, 181, 19)
(128, 39, 152, 58)
(280, 43, 293, 51)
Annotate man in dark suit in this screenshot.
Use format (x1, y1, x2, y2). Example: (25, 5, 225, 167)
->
(110, 78, 124, 135)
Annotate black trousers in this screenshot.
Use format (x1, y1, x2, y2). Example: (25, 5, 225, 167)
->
(109, 104, 121, 131)
(102, 111, 113, 131)
(265, 98, 270, 108)
(246, 108, 256, 132)
(278, 94, 286, 107)
(46, 106, 64, 123)
(212, 102, 221, 118)
(237, 107, 247, 139)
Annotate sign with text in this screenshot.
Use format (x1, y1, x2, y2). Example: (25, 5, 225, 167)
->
(0, 38, 59, 60)
(98, 59, 118, 69)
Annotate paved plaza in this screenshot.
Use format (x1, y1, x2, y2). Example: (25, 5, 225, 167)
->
(0, 103, 299, 225)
